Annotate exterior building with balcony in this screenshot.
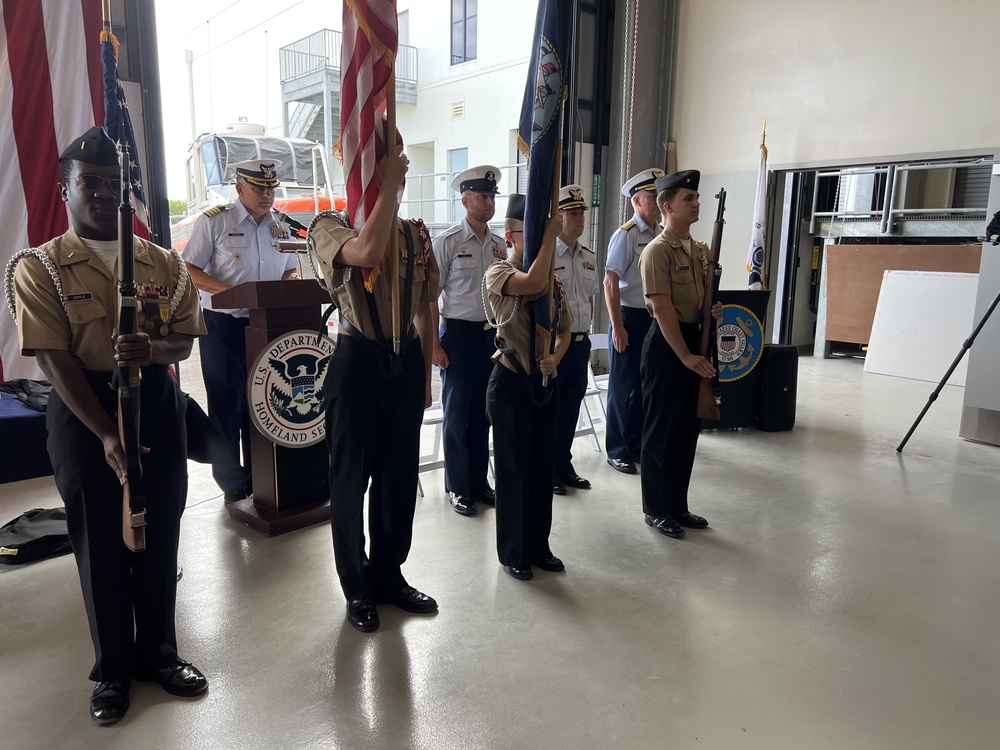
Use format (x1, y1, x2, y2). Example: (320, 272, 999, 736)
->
(279, 1, 539, 235)
(279, 27, 420, 189)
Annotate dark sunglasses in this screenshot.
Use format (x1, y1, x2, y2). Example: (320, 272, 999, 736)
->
(76, 174, 122, 193)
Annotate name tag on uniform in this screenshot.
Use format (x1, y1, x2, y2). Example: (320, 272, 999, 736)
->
(227, 231, 244, 237)
(555, 265, 566, 272)
(676, 264, 690, 271)
(65, 293, 93, 302)
(457, 253, 472, 258)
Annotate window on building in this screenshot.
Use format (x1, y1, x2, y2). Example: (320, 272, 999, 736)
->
(451, 0, 478, 65)
(448, 147, 469, 223)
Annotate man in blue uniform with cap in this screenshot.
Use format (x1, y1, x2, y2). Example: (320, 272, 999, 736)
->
(603, 168, 663, 474)
(431, 165, 507, 516)
(551, 184, 600, 495)
(183, 159, 299, 503)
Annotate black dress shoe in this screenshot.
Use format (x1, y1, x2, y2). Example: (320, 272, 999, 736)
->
(503, 564, 533, 581)
(560, 473, 591, 489)
(376, 585, 438, 614)
(531, 554, 565, 572)
(552, 480, 567, 495)
(676, 512, 709, 529)
(476, 488, 496, 507)
(607, 458, 637, 474)
(450, 492, 477, 516)
(346, 599, 379, 632)
(135, 658, 208, 697)
(644, 514, 685, 538)
(90, 679, 130, 726)
(224, 487, 251, 504)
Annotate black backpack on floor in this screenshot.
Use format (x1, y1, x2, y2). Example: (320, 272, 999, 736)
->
(0, 508, 72, 565)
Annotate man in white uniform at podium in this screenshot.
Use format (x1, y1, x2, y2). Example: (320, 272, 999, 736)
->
(183, 160, 299, 503)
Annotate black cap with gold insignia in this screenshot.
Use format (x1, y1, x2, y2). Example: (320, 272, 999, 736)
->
(59, 126, 119, 166)
(506, 193, 526, 221)
(231, 159, 282, 189)
(655, 169, 701, 193)
(558, 184, 589, 211)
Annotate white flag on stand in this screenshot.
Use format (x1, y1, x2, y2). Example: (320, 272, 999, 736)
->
(747, 136, 768, 290)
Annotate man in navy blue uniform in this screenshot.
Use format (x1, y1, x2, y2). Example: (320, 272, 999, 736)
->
(602, 168, 663, 474)
(431, 166, 507, 516)
(183, 160, 299, 503)
(551, 184, 600, 495)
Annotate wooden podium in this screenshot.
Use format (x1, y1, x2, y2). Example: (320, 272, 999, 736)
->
(212, 279, 333, 536)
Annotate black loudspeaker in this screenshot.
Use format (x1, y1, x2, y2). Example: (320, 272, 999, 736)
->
(754, 344, 798, 431)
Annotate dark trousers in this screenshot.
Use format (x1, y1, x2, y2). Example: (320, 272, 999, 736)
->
(554, 335, 592, 478)
(439, 318, 495, 496)
(47, 367, 186, 682)
(325, 335, 426, 601)
(199, 310, 252, 494)
(640, 322, 702, 518)
(486, 364, 557, 567)
(605, 307, 652, 462)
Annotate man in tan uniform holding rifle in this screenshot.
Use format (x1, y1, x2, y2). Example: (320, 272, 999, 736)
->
(638, 170, 721, 540)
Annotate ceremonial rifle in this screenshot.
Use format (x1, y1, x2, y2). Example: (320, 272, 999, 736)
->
(115, 137, 147, 552)
(696, 188, 726, 421)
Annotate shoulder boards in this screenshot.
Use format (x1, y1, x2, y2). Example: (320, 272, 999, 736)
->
(438, 224, 462, 238)
(621, 219, 637, 231)
(202, 203, 232, 218)
(582, 245, 595, 255)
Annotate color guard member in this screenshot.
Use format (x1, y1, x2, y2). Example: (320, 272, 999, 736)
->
(603, 168, 663, 474)
(431, 166, 506, 516)
(484, 194, 570, 580)
(309, 144, 439, 633)
(182, 159, 299, 503)
(639, 170, 721, 539)
(9, 127, 208, 724)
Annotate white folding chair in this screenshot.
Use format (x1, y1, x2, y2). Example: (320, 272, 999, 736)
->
(573, 333, 608, 452)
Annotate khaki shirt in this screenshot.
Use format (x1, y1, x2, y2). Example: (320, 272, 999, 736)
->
(13, 229, 206, 372)
(485, 256, 573, 376)
(639, 225, 708, 323)
(310, 214, 439, 342)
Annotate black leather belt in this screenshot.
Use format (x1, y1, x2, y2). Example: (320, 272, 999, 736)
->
(443, 317, 492, 332)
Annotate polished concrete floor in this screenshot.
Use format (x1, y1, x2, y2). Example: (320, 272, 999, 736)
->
(2, 355, 999, 750)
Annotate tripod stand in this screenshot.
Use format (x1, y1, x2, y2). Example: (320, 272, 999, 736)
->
(897, 284, 1000, 452)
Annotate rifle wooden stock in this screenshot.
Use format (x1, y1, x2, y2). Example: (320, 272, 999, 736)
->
(116, 141, 146, 552)
(696, 189, 726, 421)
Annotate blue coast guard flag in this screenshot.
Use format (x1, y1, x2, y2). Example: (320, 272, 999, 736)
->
(101, 23, 149, 234)
(516, 0, 572, 346)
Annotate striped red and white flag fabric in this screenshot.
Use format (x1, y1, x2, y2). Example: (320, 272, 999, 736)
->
(340, 0, 397, 289)
(0, 0, 105, 380)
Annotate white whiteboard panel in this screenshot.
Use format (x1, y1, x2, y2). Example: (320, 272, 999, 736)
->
(864, 271, 979, 386)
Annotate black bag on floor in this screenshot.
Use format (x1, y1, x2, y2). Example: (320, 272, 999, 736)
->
(0, 508, 72, 565)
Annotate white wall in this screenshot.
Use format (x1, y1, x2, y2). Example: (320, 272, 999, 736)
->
(673, 0, 1000, 174)
(396, 0, 537, 228)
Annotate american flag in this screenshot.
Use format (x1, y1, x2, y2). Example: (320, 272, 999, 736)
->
(0, 0, 105, 380)
(340, 0, 398, 289)
(516, 0, 572, 352)
(101, 18, 149, 234)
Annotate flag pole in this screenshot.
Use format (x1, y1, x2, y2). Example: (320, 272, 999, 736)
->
(387, 83, 401, 355)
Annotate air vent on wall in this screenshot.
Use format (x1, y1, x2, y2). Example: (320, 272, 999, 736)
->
(451, 101, 465, 120)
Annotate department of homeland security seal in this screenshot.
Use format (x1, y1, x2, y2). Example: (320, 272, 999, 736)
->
(248, 330, 334, 447)
(716, 305, 764, 383)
